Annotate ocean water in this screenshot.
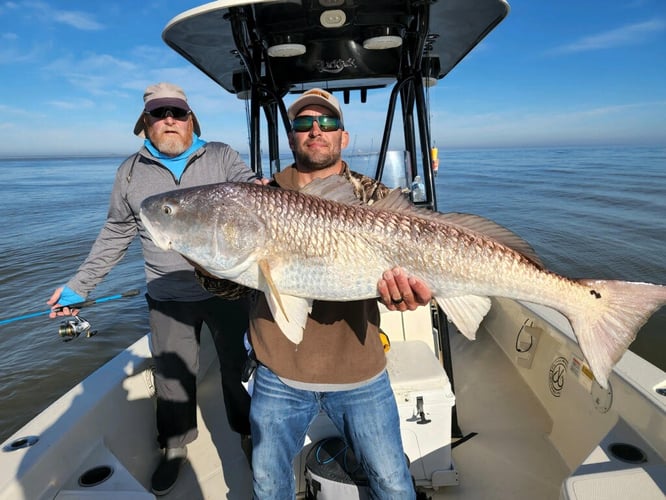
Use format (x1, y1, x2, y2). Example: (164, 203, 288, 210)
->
(0, 146, 664, 443)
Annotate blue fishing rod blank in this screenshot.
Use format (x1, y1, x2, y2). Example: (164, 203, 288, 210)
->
(0, 289, 141, 326)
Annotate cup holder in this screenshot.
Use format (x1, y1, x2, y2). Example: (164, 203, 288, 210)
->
(608, 443, 647, 464)
(3, 436, 39, 452)
(78, 465, 114, 487)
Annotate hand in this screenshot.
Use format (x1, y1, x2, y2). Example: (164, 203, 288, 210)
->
(47, 286, 83, 318)
(253, 177, 271, 185)
(377, 267, 432, 312)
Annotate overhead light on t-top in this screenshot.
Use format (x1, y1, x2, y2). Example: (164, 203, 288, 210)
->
(363, 26, 403, 50)
(320, 9, 346, 28)
(267, 34, 306, 58)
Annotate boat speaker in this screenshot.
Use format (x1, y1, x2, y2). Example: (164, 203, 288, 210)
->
(304, 437, 369, 499)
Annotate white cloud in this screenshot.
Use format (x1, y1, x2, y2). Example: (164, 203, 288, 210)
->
(0, 103, 42, 118)
(548, 19, 665, 54)
(48, 98, 95, 110)
(0, 1, 19, 14)
(21, 1, 103, 30)
(432, 99, 666, 148)
(42, 53, 140, 97)
(52, 10, 103, 31)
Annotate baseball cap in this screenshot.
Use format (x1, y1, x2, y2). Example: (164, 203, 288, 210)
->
(287, 88, 344, 126)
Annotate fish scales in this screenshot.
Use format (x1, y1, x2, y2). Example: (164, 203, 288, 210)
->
(140, 180, 666, 388)
(253, 187, 472, 299)
(259, 189, 395, 298)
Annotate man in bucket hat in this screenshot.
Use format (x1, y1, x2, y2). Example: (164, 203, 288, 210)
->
(47, 82, 258, 495)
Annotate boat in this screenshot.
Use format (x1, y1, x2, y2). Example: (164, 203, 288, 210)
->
(1, 1, 665, 499)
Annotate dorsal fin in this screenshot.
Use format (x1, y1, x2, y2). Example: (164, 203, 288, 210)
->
(370, 187, 415, 211)
(435, 213, 544, 267)
(370, 191, 544, 268)
(301, 176, 543, 268)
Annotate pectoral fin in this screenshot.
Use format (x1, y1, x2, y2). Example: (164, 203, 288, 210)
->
(435, 295, 492, 340)
(259, 259, 288, 321)
(258, 258, 312, 344)
(265, 294, 313, 344)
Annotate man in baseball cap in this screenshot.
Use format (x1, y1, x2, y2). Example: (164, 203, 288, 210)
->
(222, 85, 430, 499)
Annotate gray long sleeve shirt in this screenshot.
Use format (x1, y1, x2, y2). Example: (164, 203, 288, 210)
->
(66, 142, 257, 302)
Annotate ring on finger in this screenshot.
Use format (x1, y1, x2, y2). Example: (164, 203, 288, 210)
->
(391, 297, 404, 305)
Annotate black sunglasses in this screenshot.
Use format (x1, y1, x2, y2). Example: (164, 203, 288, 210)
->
(145, 107, 191, 120)
(292, 115, 342, 132)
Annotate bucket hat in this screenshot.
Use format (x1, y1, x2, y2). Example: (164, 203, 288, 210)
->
(133, 82, 201, 137)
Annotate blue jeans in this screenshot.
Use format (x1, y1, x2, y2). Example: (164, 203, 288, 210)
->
(250, 365, 415, 500)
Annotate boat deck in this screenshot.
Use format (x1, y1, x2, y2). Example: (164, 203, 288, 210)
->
(162, 342, 252, 499)
(161, 324, 568, 499)
(444, 326, 569, 499)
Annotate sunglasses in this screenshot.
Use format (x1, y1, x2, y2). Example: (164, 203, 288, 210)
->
(292, 115, 342, 132)
(144, 107, 191, 120)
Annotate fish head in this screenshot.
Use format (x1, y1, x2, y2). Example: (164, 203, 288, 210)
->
(140, 183, 266, 279)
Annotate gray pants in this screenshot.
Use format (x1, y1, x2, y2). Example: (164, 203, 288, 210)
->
(147, 294, 251, 449)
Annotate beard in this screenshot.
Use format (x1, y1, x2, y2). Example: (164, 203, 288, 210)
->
(292, 141, 341, 171)
(151, 132, 189, 157)
(146, 118, 194, 157)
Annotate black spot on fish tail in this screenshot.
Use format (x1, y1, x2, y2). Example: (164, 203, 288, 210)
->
(589, 289, 602, 299)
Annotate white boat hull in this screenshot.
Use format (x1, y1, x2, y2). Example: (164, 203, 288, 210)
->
(2, 299, 664, 499)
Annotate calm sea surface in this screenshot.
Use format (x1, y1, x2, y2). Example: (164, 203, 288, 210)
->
(0, 146, 664, 442)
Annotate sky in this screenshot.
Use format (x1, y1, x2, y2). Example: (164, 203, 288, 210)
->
(1, 0, 665, 157)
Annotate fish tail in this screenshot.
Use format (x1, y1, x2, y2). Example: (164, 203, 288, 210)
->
(571, 280, 666, 389)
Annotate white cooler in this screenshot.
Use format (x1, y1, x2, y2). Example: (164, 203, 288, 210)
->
(388, 340, 457, 489)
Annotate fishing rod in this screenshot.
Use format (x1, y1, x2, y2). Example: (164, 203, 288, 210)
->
(0, 289, 141, 326)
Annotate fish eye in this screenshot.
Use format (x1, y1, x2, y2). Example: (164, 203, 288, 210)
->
(162, 204, 172, 215)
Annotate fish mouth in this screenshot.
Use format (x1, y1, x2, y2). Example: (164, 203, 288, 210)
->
(140, 209, 172, 251)
(150, 229, 172, 251)
(151, 232, 172, 251)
